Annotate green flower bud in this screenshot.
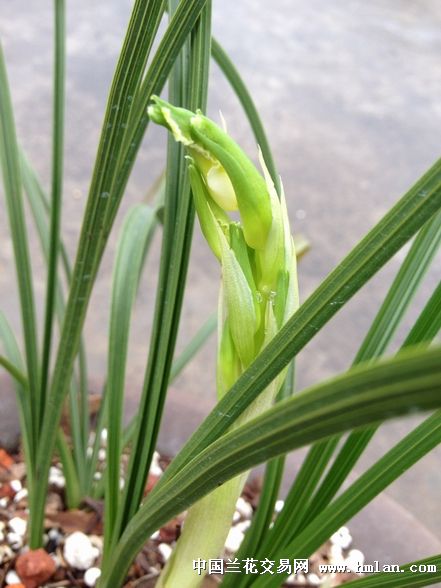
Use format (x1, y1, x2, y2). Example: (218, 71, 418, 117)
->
(217, 318, 241, 399)
(187, 162, 229, 261)
(148, 96, 273, 249)
(219, 235, 257, 368)
(190, 115, 272, 249)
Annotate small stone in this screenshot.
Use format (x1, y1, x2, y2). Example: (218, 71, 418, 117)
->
(158, 543, 172, 561)
(232, 510, 241, 523)
(93, 472, 102, 481)
(236, 520, 251, 533)
(15, 548, 56, 588)
(100, 428, 108, 445)
(14, 488, 28, 503)
(330, 543, 344, 563)
(330, 526, 352, 550)
(10, 480, 22, 493)
(84, 567, 101, 587)
(225, 527, 244, 552)
(0, 483, 15, 499)
(150, 452, 163, 477)
(86, 447, 93, 458)
(64, 532, 99, 570)
(98, 449, 106, 462)
(48, 466, 65, 489)
(236, 497, 253, 519)
(150, 530, 160, 540)
(0, 449, 14, 468)
(7, 532, 23, 550)
(9, 517, 27, 536)
(89, 535, 103, 552)
(307, 572, 321, 585)
(0, 544, 13, 564)
(5, 571, 21, 585)
(345, 549, 365, 573)
(275, 499, 285, 513)
(0, 496, 8, 507)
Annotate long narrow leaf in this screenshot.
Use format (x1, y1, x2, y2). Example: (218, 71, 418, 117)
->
(149, 158, 441, 496)
(40, 0, 66, 420)
(252, 408, 441, 588)
(260, 210, 441, 557)
(104, 204, 156, 555)
(100, 345, 441, 586)
(114, 0, 212, 541)
(0, 44, 40, 453)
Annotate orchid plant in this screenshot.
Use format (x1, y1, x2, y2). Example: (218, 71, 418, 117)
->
(0, 2, 440, 588)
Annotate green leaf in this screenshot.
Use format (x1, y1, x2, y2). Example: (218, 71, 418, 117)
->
(104, 204, 156, 554)
(32, 0, 167, 547)
(252, 407, 441, 588)
(100, 345, 441, 587)
(0, 44, 40, 452)
(261, 210, 441, 557)
(109, 0, 212, 548)
(149, 157, 441, 496)
(40, 0, 66, 422)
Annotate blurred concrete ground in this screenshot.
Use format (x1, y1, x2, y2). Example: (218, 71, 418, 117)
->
(1, 0, 441, 567)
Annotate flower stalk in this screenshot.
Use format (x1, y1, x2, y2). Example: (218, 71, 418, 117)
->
(149, 97, 299, 588)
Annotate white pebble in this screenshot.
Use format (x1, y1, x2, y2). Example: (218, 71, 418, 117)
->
(119, 477, 125, 490)
(86, 447, 93, 458)
(10, 479, 22, 493)
(346, 549, 365, 573)
(235, 497, 253, 519)
(225, 526, 244, 552)
(100, 428, 108, 445)
(93, 472, 102, 481)
(0, 497, 8, 508)
(236, 520, 251, 533)
(98, 449, 106, 462)
(158, 543, 172, 561)
(307, 573, 321, 585)
(232, 510, 241, 523)
(14, 488, 28, 502)
(0, 531, 4, 542)
(49, 466, 66, 488)
(150, 530, 160, 540)
(0, 521, 5, 531)
(84, 567, 101, 586)
(9, 516, 27, 536)
(150, 452, 163, 477)
(330, 526, 352, 549)
(0, 545, 13, 564)
(330, 543, 344, 563)
(64, 532, 99, 570)
(89, 535, 103, 551)
(50, 553, 62, 568)
(275, 499, 285, 513)
(7, 532, 23, 550)
(5, 570, 20, 585)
